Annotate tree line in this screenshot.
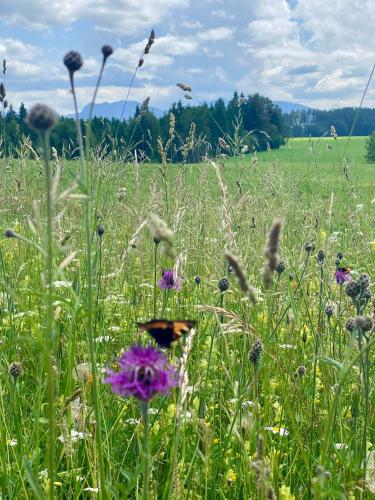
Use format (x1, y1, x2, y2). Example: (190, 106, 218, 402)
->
(3, 96, 375, 161)
(284, 107, 375, 138)
(0, 93, 284, 161)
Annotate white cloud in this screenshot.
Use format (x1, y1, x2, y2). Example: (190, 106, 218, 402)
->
(212, 10, 235, 20)
(198, 27, 235, 41)
(112, 27, 233, 78)
(0, 0, 189, 34)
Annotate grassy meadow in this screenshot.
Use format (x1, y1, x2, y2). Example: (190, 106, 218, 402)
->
(1, 134, 375, 499)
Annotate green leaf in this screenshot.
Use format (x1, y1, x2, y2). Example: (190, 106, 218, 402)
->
(22, 455, 44, 500)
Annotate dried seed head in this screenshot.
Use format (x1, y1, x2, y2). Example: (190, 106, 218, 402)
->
(140, 97, 150, 115)
(3, 99, 8, 109)
(337, 252, 344, 260)
(0, 82, 5, 98)
(9, 362, 23, 380)
(354, 316, 373, 332)
(176, 82, 192, 92)
(101, 45, 114, 61)
(225, 251, 257, 304)
(194, 275, 201, 285)
(148, 29, 155, 45)
(148, 213, 175, 258)
(138, 58, 144, 68)
(249, 338, 263, 365)
(218, 277, 230, 292)
(27, 103, 58, 133)
(63, 50, 83, 74)
(262, 220, 282, 287)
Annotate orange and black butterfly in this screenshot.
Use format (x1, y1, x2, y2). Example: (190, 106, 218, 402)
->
(337, 267, 352, 275)
(138, 319, 196, 348)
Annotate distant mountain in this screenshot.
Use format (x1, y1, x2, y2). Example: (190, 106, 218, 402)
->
(77, 100, 165, 120)
(273, 101, 311, 113)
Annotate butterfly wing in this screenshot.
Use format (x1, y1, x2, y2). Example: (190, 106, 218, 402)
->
(138, 319, 196, 348)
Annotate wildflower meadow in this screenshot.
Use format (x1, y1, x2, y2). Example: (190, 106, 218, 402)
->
(0, 35, 375, 500)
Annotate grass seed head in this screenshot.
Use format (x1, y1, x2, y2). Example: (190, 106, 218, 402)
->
(249, 338, 263, 365)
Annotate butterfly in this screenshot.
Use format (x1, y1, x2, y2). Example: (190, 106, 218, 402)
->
(137, 319, 196, 348)
(337, 267, 351, 274)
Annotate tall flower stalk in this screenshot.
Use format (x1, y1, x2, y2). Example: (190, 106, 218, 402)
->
(105, 346, 178, 498)
(63, 51, 107, 496)
(27, 103, 59, 499)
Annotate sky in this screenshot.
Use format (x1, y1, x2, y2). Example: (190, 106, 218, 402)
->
(0, 0, 375, 114)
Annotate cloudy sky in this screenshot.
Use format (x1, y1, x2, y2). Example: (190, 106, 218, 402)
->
(0, 0, 374, 114)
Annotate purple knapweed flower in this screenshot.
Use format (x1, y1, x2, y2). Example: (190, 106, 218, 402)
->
(104, 346, 178, 401)
(158, 270, 181, 290)
(335, 269, 352, 285)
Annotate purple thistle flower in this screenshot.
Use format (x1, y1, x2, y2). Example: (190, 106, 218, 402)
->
(335, 269, 352, 285)
(104, 346, 178, 401)
(158, 270, 181, 290)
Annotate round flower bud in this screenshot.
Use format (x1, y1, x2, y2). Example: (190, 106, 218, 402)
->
(346, 280, 360, 298)
(63, 50, 83, 74)
(101, 45, 114, 60)
(218, 277, 230, 292)
(358, 273, 370, 290)
(194, 275, 201, 285)
(336, 252, 344, 260)
(325, 304, 335, 317)
(276, 259, 285, 274)
(4, 228, 17, 238)
(354, 316, 373, 332)
(363, 288, 372, 300)
(97, 224, 104, 237)
(305, 242, 315, 253)
(317, 250, 325, 264)
(345, 317, 355, 332)
(296, 365, 306, 377)
(9, 362, 23, 380)
(27, 104, 58, 133)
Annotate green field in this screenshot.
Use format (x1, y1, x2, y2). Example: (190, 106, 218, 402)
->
(1, 136, 375, 498)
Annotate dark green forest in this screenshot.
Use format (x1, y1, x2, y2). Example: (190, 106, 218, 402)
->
(1, 92, 375, 161)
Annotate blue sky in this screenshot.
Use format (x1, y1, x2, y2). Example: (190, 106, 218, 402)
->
(0, 0, 374, 114)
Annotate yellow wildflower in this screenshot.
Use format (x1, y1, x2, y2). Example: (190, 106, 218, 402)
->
(226, 469, 237, 484)
(279, 485, 295, 499)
